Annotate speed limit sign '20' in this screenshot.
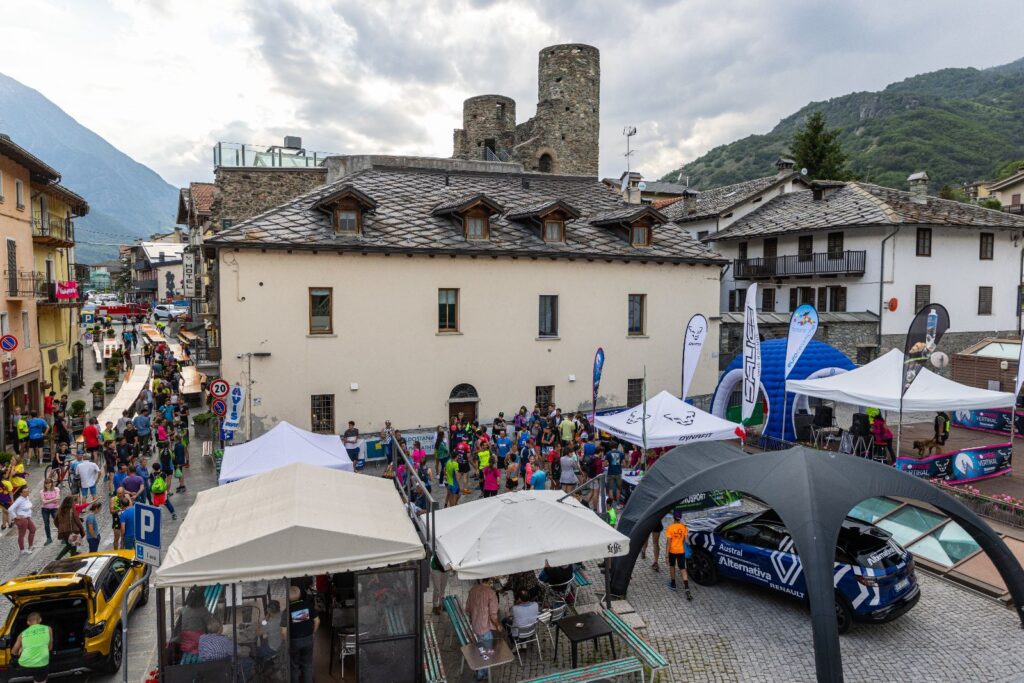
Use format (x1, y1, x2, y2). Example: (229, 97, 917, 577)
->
(209, 378, 230, 399)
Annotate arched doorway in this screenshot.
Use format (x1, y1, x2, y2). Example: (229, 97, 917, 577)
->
(538, 153, 554, 173)
(448, 383, 479, 423)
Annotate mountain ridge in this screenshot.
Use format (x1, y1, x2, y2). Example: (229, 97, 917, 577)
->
(663, 57, 1024, 193)
(0, 72, 178, 263)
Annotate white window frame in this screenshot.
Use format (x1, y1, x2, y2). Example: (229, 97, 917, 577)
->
(20, 311, 29, 348)
(14, 179, 24, 210)
(0, 313, 9, 337)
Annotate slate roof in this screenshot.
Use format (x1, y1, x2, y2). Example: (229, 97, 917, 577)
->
(659, 174, 791, 223)
(208, 166, 724, 264)
(711, 182, 1024, 241)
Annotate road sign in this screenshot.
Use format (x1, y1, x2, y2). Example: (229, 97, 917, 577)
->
(223, 383, 245, 431)
(209, 378, 230, 398)
(135, 543, 160, 566)
(135, 503, 161, 550)
(220, 427, 235, 442)
(0, 335, 18, 352)
(211, 398, 227, 416)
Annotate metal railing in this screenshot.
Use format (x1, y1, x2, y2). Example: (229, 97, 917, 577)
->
(31, 213, 75, 243)
(1003, 204, 1024, 215)
(483, 147, 514, 162)
(733, 250, 867, 279)
(3, 270, 36, 297)
(936, 483, 1024, 528)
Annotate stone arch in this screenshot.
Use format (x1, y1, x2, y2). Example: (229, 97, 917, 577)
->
(448, 383, 480, 423)
(449, 383, 479, 401)
(535, 147, 558, 174)
(610, 443, 1024, 683)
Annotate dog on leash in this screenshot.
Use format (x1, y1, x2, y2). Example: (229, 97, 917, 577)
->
(913, 438, 940, 456)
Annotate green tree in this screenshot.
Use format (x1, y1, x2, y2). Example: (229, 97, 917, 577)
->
(992, 159, 1024, 181)
(789, 112, 850, 180)
(937, 184, 969, 202)
(112, 253, 133, 297)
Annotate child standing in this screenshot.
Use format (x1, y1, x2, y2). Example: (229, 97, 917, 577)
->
(664, 510, 693, 600)
(85, 501, 102, 552)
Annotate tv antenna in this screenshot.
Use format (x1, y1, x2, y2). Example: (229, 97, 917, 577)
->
(623, 126, 637, 175)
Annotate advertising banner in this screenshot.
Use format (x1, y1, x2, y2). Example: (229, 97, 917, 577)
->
(741, 283, 761, 425)
(681, 314, 707, 401)
(55, 281, 79, 300)
(223, 383, 245, 432)
(901, 303, 950, 396)
(952, 408, 1024, 439)
(784, 304, 818, 378)
(592, 347, 605, 424)
(896, 442, 1012, 484)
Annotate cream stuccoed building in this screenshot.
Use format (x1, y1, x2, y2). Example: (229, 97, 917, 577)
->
(206, 156, 726, 438)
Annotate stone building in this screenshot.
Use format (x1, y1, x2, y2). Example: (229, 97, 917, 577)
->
(452, 44, 600, 177)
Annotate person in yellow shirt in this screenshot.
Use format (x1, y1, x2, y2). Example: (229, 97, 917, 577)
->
(664, 510, 693, 600)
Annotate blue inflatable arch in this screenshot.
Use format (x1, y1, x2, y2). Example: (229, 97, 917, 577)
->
(711, 339, 856, 442)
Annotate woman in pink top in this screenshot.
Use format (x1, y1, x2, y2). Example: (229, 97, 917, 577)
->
(39, 478, 60, 546)
(482, 463, 500, 498)
(524, 455, 536, 490)
(155, 422, 169, 446)
(410, 441, 426, 468)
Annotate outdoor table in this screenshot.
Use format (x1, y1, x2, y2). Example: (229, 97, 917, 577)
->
(462, 639, 514, 681)
(552, 612, 616, 668)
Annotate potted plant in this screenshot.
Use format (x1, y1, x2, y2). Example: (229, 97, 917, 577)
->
(105, 328, 116, 339)
(104, 367, 118, 394)
(70, 400, 87, 432)
(91, 381, 105, 410)
(193, 411, 217, 439)
(0, 451, 14, 468)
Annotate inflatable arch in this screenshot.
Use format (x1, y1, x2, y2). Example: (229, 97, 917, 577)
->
(711, 339, 856, 442)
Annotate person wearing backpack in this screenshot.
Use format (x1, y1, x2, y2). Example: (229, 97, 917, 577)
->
(150, 464, 176, 520)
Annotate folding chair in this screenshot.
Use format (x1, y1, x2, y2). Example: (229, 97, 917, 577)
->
(510, 619, 543, 665)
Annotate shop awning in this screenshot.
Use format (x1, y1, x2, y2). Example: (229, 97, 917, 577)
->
(432, 489, 629, 579)
(218, 421, 353, 485)
(594, 390, 744, 448)
(155, 463, 425, 587)
(785, 348, 1015, 412)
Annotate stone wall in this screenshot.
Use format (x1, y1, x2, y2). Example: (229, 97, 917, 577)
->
(720, 320, 879, 368)
(452, 95, 516, 161)
(210, 167, 327, 228)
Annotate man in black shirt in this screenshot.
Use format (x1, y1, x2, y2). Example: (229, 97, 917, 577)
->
(287, 584, 318, 683)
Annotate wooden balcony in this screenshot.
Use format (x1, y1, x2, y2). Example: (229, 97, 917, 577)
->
(733, 250, 867, 280)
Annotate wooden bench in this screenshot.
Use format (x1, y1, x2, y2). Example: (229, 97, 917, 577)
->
(441, 595, 475, 675)
(204, 583, 224, 613)
(602, 610, 667, 681)
(202, 441, 214, 459)
(422, 620, 447, 683)
(92, 343, 103, 369)
(573, 568, 597, 606)
(518, 657, 645, 683)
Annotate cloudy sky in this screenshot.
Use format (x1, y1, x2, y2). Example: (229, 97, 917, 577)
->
(1, 0, 1021, 188)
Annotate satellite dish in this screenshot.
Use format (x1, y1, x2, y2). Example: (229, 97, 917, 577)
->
(637, 181, 647, 191)
(620, 175, 629, 193)
(800, 168, 809, 176)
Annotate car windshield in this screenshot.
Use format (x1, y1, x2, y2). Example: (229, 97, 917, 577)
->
(837, 524, 904, 569)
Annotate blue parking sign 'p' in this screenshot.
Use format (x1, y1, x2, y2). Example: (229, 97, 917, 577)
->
(135, 503, 161, 548)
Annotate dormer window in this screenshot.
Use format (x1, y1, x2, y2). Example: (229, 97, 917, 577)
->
(543, 219, 564, 242)
(465, 215, 488, 240)
(333, 208, 360, 233)
(631, 224, 651, 247)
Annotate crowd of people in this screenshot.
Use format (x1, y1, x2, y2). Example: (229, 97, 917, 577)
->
(0, 331, 192, 561)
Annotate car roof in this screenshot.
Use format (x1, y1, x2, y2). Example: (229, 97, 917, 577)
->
(0, 552, 131, 597)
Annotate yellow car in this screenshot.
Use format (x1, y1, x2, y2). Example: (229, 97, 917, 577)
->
(0, 550, 149, 681)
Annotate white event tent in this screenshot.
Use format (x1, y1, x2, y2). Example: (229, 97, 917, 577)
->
(785, 348, 1015, 411)
(432, 490, 629, 579)
(218, 420, 353, 485)
(155, 463, 424, 587)
(594, 390, 743, 448)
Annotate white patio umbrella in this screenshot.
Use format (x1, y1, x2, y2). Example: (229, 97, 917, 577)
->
(432, 489, 629, 579)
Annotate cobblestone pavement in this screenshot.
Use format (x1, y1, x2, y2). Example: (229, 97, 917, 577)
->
(0, 324, 218, 683)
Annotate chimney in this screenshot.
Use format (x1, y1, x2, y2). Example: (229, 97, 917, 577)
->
(683, 190, 698, 215)
(775, 157, 796, 177)
(908, 171, 929, 204)
(620, 171, 642, 205)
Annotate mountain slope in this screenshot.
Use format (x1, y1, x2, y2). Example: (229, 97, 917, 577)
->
(0, 73, 178, 262)
(664, 58, 1024, 192)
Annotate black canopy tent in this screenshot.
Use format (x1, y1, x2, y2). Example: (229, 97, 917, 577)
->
(609, 443, 1024, 683)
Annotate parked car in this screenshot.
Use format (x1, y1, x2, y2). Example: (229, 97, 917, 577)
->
(153, 304, 186, 321)
(686, 509, 919, 633)
(0, 551, 149, 681)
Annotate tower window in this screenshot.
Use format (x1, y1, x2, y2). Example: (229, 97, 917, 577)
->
(538, 154, 554, 173)
(496, 103, 505, 119)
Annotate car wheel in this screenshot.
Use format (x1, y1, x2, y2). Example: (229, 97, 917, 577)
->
(835, 595, 853, 635)
(103, 626, 123, 674)
(136, 581, 150, 607)
(688, 549, 719, 586)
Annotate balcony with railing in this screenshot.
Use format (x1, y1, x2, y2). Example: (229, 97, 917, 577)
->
(3, 270, 36, 298)
(1003, 204, 1024, 215)
(34, 276, 81, 307)
(31, 213, 75, 246)
(733, 250, 867, 280)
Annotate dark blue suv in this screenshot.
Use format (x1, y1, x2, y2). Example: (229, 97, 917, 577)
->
(686, 509, 920, 633)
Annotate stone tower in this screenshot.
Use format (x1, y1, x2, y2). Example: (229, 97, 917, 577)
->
(451, 43, 601, 177)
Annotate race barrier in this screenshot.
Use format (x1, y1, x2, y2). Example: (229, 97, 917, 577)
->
(952, 407, 1024, 439)
(896, 442, 1012, 484)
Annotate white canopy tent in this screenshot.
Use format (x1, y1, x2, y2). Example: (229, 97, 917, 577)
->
(432, 489, 629, 579)
(594, 390, 743, 448)
(155, 463, 425, 587)
(218, 420, 353, 485)
(785, 348, 1015, 411)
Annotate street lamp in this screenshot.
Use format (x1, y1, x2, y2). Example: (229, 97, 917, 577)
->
(238, 351, 271, 440)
